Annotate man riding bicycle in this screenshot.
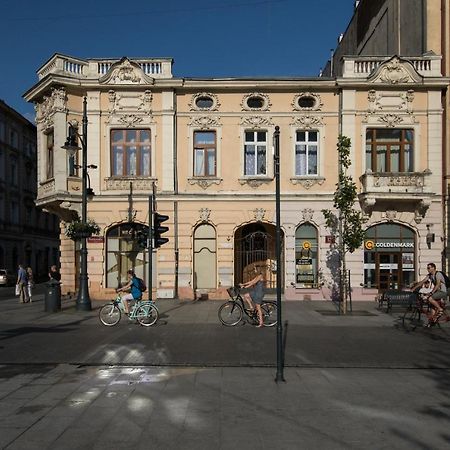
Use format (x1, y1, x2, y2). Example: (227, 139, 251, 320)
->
(116, 270, 141, 314)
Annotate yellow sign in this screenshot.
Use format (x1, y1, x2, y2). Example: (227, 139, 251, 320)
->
(302, 241, 311, 250)
(365, 240, 375, 250)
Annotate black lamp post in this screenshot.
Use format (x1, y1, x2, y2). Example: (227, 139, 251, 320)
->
(273, 126, 285, 383)
(62, 96, 92, 311)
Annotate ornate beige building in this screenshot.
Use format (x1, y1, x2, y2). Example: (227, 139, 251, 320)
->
(23, 50, 448, 301)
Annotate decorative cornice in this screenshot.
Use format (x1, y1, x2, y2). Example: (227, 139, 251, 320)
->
(189, 92, 221, 111)
(292, 92, 323, 111)
(290, 177, 325, 188)
(240, 116, 274, 128)
(188, 177, 222, 189)
(188, 116, 222, 129)
(369, 56, 422, 84)
(290, 115, 324, 129)
(241, 92, 271, 111)
(373, 174, 425, 187)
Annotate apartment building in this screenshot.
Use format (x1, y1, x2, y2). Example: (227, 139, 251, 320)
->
(0, 100, 60, 280)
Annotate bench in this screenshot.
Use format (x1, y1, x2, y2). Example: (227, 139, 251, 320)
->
(379, 290, 417, 313)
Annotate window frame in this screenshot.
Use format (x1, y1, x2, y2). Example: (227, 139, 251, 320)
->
(110, 128, 152, 177)
(295, 130, 319, 176)
(45, 131, 54, 180)
(243, 130, 268, 176)
(365, 128, 414, 173)
(193, 130, 217, 177)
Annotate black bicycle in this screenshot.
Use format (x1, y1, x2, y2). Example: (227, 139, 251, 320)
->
(218, 286, 277, 327)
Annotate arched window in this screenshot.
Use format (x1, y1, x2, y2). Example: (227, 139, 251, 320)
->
(193, 224, 216, 290)
(106, 222, 149, 288)
(295, 223, 318, 288)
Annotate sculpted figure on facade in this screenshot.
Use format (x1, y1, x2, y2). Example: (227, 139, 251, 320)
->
(199, 208, 211, 222)
(253, 208, 266, 222)
(36, 87, 67, 126)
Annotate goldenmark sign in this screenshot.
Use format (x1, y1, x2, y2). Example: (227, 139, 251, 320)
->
(364, 240, 414, 250)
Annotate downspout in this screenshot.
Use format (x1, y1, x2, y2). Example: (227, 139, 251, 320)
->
(173, 89, 179, 299)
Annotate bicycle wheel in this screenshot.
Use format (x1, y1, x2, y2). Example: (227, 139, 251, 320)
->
(261, 301, 277, 327)
(99, 303, 121, 326)
(402, 307, 421, 331)
(136, 303, 159, 327)
(218, 301, 243, 326)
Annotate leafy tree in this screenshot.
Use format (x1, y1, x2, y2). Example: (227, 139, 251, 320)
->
(322, 136, 366, 313)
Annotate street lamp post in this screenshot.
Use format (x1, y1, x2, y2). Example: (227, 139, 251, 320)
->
(62, 96, 92, 311)
(273, 126, 285, 383)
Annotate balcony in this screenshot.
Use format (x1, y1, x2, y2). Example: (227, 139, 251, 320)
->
(359, 170, 434, 219)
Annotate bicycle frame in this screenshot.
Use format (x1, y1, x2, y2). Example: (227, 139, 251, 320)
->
(227, 286, 258, 321)
(113, 294, 158, 319)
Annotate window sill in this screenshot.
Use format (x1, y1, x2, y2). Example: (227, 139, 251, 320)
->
(290, 176, 325, 189)
(188, 177, 222, 189)
(238, 176, 273, 188)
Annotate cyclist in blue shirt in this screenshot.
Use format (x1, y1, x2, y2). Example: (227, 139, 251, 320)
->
(116, 269, 141, 314)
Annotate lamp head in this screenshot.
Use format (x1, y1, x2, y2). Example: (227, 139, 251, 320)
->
(86, 187, 95, 202)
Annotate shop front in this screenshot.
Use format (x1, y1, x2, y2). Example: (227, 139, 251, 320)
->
(363, 223, 416, 291)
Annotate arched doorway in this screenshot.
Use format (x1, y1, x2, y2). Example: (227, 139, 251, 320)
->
(364, 223, 416, 291)
(193, 224, 216, 290)
(234, 223, 284, 292)
(106, 222, 149, 288)
(295, 223, 319, 287)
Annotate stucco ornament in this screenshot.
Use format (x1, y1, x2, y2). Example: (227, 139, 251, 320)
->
(377, 114, 404, 127)
(369, 56, 422, 84)
(385, 210, 398, 221)
(253, 208, 266, 222)
(99, 57, 155, 85)
(36, 87, 67, 125)
(240, 116, 273, 128)
(189, 92, 221, 111)
(189, 116, 222, 129)
(241, 92, 271, 111)
(118, 114, 143, 127)
(290, 115, 324, 129)
(291, 178, 325, 189)
(199, 208, 211, 222)
(292, 92, 323, 111)
(138, 90, 153, 114)
(302, 208, 314, 222)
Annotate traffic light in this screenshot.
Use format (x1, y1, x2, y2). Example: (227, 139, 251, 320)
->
(136, 229, 148, 249)
(153, 212, 169, 248)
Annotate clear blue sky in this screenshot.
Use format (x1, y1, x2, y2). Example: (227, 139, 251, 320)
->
(0, 0, 355, 121)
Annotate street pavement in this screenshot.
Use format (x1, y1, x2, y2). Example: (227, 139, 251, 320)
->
(0, 289, 450, 449)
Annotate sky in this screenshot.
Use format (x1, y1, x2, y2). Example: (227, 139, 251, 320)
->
(0, 0, 355, 121)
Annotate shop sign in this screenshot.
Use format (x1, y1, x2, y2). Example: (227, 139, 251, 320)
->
(297, 274, 315, 282)
(296, 258, 312, 265)
(379, 263, 398, 270)
(364, 240, 414, 250)
(88, 236, 104, 243)
(325, 235, 335, 244)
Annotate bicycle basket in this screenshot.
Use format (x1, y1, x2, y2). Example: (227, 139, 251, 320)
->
(227, 286, 239, 297)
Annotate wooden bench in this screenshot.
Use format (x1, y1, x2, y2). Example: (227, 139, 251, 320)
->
(379, 290, 417, 313)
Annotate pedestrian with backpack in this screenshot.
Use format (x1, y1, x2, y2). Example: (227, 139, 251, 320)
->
(116, 269, 144, 314)
(412, 262, 447, 325)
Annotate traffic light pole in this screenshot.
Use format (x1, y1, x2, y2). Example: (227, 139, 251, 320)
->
(148, 190, 153, 301)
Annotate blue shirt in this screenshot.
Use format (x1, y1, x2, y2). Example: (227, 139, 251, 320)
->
(130, 276, 141, 299)
(17, 267, 27, 283)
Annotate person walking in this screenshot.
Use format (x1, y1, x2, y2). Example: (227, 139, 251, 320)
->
(26, 267, 34, 302)
(48, 265, 61, 282)
(16, 263, 29, 303)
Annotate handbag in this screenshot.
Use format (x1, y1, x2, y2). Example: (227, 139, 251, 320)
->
(15, 284, 20, 296)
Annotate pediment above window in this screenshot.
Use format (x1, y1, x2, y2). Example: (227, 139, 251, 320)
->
(188, 116, 222, 129)
(99, 57, 155, 85)
(368, 56, 423, 84)
(240, 116, 273, 128)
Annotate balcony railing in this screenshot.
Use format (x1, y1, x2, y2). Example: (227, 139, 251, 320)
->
(38, 54, 173, 80)
(360, 170, 432, 195)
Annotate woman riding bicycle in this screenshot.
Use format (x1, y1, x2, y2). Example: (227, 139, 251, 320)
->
(239, 266, 266, 328)
(116, 270, 141, 314)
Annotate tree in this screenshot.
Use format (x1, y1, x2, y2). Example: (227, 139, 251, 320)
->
(322, 136, 366, 313)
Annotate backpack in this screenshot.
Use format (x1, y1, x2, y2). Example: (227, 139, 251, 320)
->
(136, 277, 147, 292)
(438, 271, 450, 289)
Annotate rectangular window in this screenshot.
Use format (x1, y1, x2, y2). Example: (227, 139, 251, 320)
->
(46, 131, 54, 179)
(0, 121, 5, 142)
(194, 131, 216, 176)
(366, 129, 414, 172)
(10, 156, 18, 186)
(10, 129, 19, 149)
(111, 129, 151, 176)
(295, 131, 318, 175)
(11, 201, 19, 224)
(244, 131, 266, 176)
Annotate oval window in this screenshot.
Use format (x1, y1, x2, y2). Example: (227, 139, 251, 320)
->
(195, 96, 214, 109)
(247, 96, 264, 109)
(298, 96, 316, 108)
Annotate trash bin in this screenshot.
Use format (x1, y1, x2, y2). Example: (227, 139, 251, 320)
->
(44, 280, 61, 312)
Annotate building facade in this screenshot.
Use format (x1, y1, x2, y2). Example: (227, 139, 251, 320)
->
(0, 100, 60, 280)
(23, 51, 448, 300)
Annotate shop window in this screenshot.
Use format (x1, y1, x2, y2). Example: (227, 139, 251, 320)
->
(244, 130, 267, 176)
(106, 223, 149, 288)
(111, 129, 151, 177)
(295, 223, 318, 287)
(194, 131, 216, 176)
(366, 129, 413, 173)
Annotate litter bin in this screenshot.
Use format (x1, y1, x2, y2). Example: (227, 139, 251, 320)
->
(45, 280, 61, 312)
